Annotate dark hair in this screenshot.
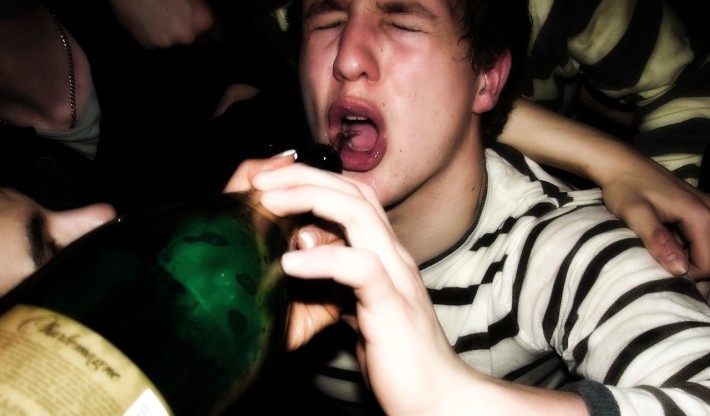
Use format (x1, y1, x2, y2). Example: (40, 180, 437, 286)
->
(287, 0, 531, 144)
(459, 0, 531, 144)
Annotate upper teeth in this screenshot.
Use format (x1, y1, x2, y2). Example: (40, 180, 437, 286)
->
(345, 115, 367, 121)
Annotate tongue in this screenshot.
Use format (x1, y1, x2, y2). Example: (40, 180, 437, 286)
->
(345, 124, 377, 152)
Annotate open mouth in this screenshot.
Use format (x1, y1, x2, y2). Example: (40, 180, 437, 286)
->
(328, 98, 386, 172)
(330, 115, 378, 153)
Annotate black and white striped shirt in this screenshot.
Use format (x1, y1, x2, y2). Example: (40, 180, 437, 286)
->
(309, 144, 710, 415)
(523, 0, 710, 186)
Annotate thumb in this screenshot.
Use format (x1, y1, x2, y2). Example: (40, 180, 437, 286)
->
(286, 302, 341, 350)
(623, 205, 689, 276)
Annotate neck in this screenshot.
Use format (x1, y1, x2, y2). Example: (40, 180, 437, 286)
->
(0, 1, 84, 130)
(388, 142, 486, 266)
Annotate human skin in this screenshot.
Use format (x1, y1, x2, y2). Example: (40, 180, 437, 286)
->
(107, 0, 215, 48)
(499, 98, 710, 282)
(222, 0, 710, 343)
(227, 0, 589, 413)
(0, 0, 94, 131)
(298, 0, 494, 262)
(219, 0, 710, 407)
(0, 188, 115, 296)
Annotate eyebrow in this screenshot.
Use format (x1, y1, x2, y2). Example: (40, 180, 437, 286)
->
(304, 0, 438, 20)
(380, 1, 438, 20)
(26, 210, 48, 269)
(304, 0, 345, 19)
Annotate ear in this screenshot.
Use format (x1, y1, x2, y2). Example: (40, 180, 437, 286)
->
(471, 49, 512, 114)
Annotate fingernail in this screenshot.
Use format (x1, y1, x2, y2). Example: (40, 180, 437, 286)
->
(665, 253, 689, 276)
(298, 230, 317, 249)
(273, 149, 297, 158)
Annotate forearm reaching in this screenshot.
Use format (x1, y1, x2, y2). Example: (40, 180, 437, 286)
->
(500, 98, 710, 283)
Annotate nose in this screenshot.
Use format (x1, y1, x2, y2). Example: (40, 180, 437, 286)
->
(333, 16, 379, 83)
(49, 203, 117, 248)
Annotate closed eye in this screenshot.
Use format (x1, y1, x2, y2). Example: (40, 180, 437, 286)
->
(304, 0, 347, 30)
(27, 210, 55, 269)
(313, 17, 345, 30)
(389, 20, 423, 32)
(383, 1, 437, 33)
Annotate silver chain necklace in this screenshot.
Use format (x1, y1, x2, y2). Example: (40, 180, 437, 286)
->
(47, 7, 77, 129)
(0, 8, 77, 129)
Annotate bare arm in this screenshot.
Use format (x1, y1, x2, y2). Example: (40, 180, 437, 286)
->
(500, 98, 710, 285)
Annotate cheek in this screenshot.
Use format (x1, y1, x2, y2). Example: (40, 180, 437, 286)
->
(394, 51, 475, 102)
(300, 39, 333, 85)
(0, 250, 35, 297)
(298, 77, 323, 140)
(393, 64, 476, 130)
(0, 220, 38, 292)
(300, 59, 333, 139)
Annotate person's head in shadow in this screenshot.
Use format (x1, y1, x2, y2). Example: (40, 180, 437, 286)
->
(0, 188, 115, 296)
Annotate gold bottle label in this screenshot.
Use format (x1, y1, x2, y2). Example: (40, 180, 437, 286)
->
(0, 304, 173, 416)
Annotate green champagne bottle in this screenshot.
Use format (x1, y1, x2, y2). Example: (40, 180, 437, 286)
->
(0, 144, 341, 416)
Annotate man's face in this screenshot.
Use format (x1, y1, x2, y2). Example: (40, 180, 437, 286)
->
(299, 0, 483, 208)
(0, 188, 116, 296)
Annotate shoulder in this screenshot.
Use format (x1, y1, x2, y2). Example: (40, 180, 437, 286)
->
(483, 144, 603, 216)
